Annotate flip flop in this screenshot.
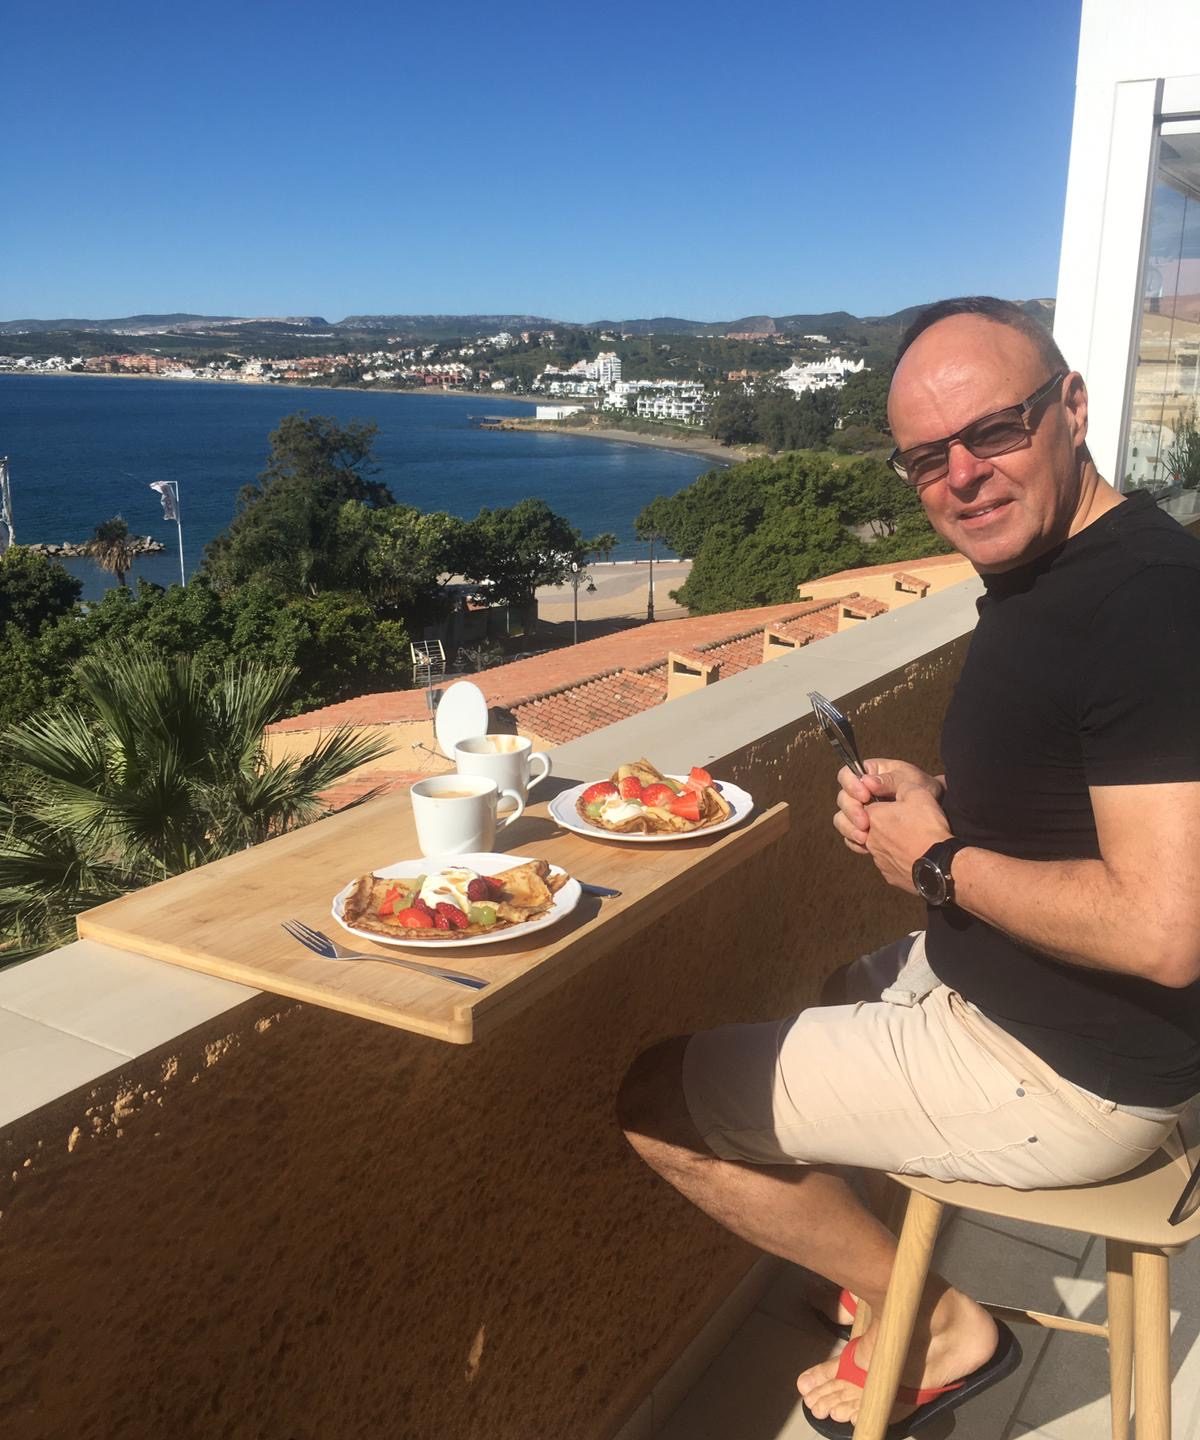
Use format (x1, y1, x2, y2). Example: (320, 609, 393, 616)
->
(800, 1319, 1022, 1438)
(811, 1289, 859, 1341)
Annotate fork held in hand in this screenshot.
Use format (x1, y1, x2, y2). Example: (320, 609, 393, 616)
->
(808, 691, 867, 779)
(282, 920, 489, 989)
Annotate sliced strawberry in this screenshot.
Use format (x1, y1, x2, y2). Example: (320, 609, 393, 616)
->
(433, 912, 452, 930)
(641, 782, 675, 808)
(481, 873, 505, 897)
(466, 877, 493, 902)
(435, 901, 470, 931)
(396, 906, 435, 929)
(412, 896, 435, 919)
(581, 780, 618, 804)
(669, 790, 702, 823)
(618, 775, 643, 801)
(376, 885, 404, 917)
(687, 765, 713, 790)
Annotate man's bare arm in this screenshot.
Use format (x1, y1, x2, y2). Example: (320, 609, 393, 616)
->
(847, 777, 1200, 988)
(951, 782, 1200, 987)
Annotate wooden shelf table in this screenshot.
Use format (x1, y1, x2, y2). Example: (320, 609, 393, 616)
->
(77, 789, 790, 1043)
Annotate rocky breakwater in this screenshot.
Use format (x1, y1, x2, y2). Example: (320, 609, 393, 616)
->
(23, 536, 165, 558)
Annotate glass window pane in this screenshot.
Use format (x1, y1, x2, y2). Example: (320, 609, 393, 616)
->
(1124, 120, 1200, 518)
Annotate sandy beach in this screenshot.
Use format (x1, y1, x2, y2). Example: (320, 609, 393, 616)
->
(497, 418, 749, 466)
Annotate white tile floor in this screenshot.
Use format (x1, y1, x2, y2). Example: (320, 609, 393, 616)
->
(655, 1214, 1200, 1439)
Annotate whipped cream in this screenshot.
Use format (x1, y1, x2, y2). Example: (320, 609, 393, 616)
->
(417, 867, 480, 912)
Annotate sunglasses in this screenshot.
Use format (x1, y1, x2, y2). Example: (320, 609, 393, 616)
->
(889, 371, 1068, 488)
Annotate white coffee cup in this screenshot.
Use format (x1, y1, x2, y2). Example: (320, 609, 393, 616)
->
(410, 774, 525, 857)
(453, 734, 552, 809)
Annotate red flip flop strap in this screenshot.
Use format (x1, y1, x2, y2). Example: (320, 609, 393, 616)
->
(839, 1289, 858, 1318)
(835, 1337, 965, 1407)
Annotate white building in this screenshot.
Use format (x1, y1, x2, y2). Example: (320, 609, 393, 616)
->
(593, 351, 622, 386)
(776, 355, 865, 395)
(536, 404, 587, 420)
(1054, 0, 1200, 505)
(634, 386, 710, 425)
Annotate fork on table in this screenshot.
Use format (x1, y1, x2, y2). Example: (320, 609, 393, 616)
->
(281, 920, 489, 990)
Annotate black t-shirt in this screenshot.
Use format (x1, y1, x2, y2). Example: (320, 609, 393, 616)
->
(927, 491, 1200, 1105)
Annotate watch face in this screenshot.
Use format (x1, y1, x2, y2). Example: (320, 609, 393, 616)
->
(913, 857, 949, 907)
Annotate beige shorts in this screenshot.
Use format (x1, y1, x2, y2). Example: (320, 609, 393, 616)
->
(682, 936, 1180, 1189)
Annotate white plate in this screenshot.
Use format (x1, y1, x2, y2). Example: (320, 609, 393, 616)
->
(548, 777, 754, 844)
(433, 680, 489, 757)
(331, 852, 581, 948)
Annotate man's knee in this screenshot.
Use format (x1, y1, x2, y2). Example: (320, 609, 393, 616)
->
(617, 1035, 707, 1152)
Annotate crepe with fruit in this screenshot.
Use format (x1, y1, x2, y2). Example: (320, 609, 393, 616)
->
(343, 859, 568, 940)
(576, 759, 732, 834)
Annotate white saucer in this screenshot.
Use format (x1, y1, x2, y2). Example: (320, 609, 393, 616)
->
(433, 680, 489, 756)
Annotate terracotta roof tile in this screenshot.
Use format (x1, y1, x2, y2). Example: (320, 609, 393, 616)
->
(514, 668, 667, 745)
(841, 596, 890, 618)
(669, 648, 719, 670)
(271, 593, 883, 747)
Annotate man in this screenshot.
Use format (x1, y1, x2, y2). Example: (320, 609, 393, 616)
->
(618, 297, 1200, 1435)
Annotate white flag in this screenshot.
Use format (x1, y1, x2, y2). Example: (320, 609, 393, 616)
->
(0, 458, 12, 554)
(149, 480, 179, 521)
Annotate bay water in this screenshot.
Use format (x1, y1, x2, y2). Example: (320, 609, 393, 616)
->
(0, 376, 712, 598)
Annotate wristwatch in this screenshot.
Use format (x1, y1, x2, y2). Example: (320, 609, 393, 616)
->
(912, 838, 970, 908)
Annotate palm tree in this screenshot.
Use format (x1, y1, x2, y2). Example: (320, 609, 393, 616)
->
(86, 515, 137, 588)
(0, 650, 393, 959)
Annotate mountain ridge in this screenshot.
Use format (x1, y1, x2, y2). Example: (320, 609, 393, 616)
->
(0, 301, 1053, 340)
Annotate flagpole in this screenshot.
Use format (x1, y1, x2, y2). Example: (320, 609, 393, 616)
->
(149, 481, 185, 586)
(175, 485, 185, 587)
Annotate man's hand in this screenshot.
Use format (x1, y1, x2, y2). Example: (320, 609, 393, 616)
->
(860, 781, 953, 894)
(834, 759, 945, 854)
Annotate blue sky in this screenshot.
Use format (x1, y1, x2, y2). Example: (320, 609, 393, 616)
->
(4, 0, 1083, 322)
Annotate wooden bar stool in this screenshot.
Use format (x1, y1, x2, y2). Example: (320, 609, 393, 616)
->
(849, 1132, 1200, 1440)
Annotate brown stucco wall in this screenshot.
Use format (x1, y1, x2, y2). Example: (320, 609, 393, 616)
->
(0, 640, 966, 1440)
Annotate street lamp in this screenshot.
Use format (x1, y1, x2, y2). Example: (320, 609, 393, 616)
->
(571, 560, 581, 645)
(646, 534, 656, 622)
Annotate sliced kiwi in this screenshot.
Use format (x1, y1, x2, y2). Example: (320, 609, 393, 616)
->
(468, 903, 498, 927)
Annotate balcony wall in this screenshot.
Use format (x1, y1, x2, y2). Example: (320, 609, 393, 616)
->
(0, 581, 981, 1440)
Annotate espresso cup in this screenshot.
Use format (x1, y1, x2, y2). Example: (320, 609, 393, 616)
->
(453, 734, 552, 810)
(410, 774, 525, 857)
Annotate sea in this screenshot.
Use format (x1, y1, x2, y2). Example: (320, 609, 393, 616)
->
(0, 375, 714, 599)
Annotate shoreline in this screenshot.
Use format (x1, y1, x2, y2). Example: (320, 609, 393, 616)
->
(498, 418, 746, 466)
(0, 370, 545, 405)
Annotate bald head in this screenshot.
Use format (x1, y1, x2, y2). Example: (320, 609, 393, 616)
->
(896, 296, 1066, 373)
(885, 310, 1102, 574)
(888, 314, 1051, 447)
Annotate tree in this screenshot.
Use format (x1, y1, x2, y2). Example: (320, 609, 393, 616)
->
(0, 650, 394, 959)
(673, 498, 867, 614)
(837, 366, 893, 433)
(460, 498, 586, 607)
(202, 413, 394, 595)
(0, 549, 81, 638)
(836, 457, 927, 537)
(350, 504, 471, 624)
(707, 387, 759, 446)
(648, 450, 946, 615)
(754, 384, 838, 452)
(86, 516, 137, 589)
(0, 577, 411, 730)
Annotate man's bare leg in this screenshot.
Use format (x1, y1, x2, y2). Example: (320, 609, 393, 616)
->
(618, 1037, 998, 1426)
